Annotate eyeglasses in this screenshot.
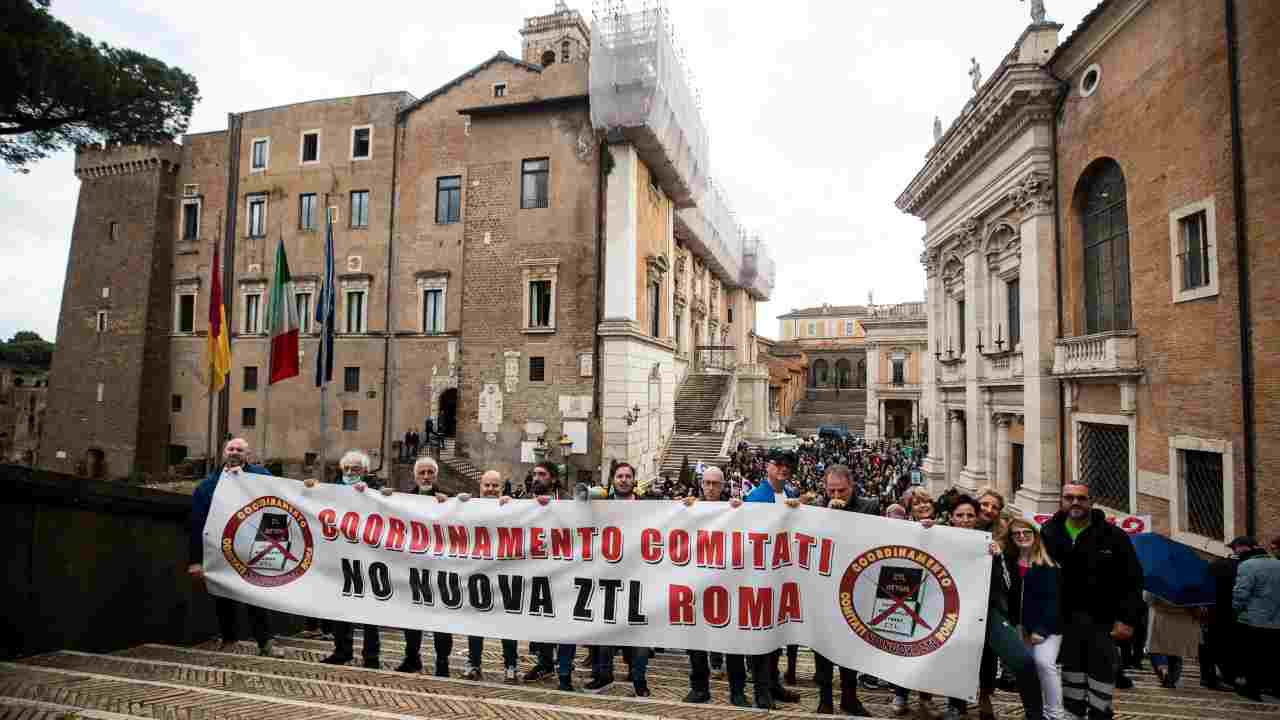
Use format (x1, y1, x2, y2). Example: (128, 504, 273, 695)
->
(1010, 530, 1035, 538)
(1062, 494, 1091, 502)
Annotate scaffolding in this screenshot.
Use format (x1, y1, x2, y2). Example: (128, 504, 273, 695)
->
(675, 177, 744, 286)
(741, 233, 776, 301)
(590, 0, 709, 208)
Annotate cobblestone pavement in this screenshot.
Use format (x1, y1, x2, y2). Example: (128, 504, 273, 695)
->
(1, 631, 1277, 719)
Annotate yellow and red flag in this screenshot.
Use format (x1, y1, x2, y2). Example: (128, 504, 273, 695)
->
(207, 238, 231, 393)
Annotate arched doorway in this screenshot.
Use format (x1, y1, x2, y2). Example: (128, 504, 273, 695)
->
(86, 448, 105, 478)
(438, 388, 458, 437)
(835, 359, 852, 388)
(812, 359, 829, 387)
(856, 358, 867, 388)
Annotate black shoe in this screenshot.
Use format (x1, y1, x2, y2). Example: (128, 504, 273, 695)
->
(775, 686, 802, 703)
(559, 675, 577, 692)
(1115, 674, 1134, 690)
(1236, 687, 1264, 702)
(634, 685, 650, 698)
(844, 698, 869, 716)
(816, 699, 834, 714)
(362, 657, 381, 669)
(434, 663, 450, 678)
(755, 697, 778, 710)
(523, 665, 553, 683)
(683, 689, 711, 704)
(320, 653, 352, 665)
(785, 670, 798, 685)
(395, 658, 422, 673)
(730, 692, 751, 707)
(585, 675, 614, 692)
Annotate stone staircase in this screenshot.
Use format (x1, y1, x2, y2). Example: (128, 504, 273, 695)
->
(660, 373, 731, 478)
(788, 388, 867, 437)
(0, 633, 1254, 720)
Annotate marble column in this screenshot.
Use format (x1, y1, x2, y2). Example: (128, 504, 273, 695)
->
(961, 232, 988, 492)
(995, 413, 1012, 500)
(864, 344, 881, 440)
(949, 410, 965, 489)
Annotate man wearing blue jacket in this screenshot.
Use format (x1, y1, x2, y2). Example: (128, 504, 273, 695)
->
(186, 437, 278, 656)
(743, 449, 803, 709)
(1233, 540, 1280, 701)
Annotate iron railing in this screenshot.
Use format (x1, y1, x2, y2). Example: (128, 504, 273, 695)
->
(695, 345, 736, 372)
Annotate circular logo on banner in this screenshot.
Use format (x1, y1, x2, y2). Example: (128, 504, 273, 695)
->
(838, 545, 961, 658)
(221, 496, 314, 587)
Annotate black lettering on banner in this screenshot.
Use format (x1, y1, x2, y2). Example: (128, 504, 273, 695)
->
(438, 571, 463, 609)
(498, 574, 525, 614)
(369, 561, 393, 600)
(468, 574, 494, 612)
(529, 575, 555, 617)
(627, 579, 648, 626)
(341, 558, 364, 597)
(598, 578, 623, 624)
(572, 577, 594, 621)
(409, 568, 435, 605)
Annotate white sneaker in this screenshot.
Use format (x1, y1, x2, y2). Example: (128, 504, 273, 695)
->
(891, 695, 908, 716)
(505, 667, 519, 685)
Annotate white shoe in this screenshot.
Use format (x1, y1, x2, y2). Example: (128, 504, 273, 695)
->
(505, 667, 519, 685)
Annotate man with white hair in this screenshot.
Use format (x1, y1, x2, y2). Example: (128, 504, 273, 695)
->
(382, 456, 450, 675)
(187, 437, 279, 657)
(455, 470, 521, 683)
(305, 450, 385, 668)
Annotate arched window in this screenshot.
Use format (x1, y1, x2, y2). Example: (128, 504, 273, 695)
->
(561, 40, 571, 63)
(812, 359, 829, 387)
(1080, 160, 1131, 333)
(541, 50, 556, 66)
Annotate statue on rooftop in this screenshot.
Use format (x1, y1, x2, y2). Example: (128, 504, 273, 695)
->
(933, 116, 943, 143)
(969, 57, 982, 93)
(1023, 0, 1047, 24)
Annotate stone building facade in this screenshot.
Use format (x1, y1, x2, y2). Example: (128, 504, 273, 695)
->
(862, 302, 928, 442)
(900, 0, 1280, 551)
(0, 365, 47, 465)
(40, 2, 774, 486)
(775, 304, 870, 389)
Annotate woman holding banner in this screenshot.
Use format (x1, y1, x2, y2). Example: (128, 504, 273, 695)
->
(1005, 517, 1064, 719)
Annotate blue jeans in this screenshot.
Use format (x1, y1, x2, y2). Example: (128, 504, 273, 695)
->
(1149, 654, 1183, 686)
(557, 643, 578, 678)
(594, 645, 650, 686)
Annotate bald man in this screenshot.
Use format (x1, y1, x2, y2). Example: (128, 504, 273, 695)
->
(455, 471, 520, 683)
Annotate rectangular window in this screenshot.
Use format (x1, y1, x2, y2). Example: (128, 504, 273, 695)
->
(436, 176, 461, 224)
(247, 195, 266, 238)
(1179, 211, 1209, 291)
(529, 280, 552, 328)
(96, 310, 107, 333)
(845, 320, 853, 335)
(350, 190, 369, 228)
(301, 132, 319, 163)
(243, 366, 258, 392)
(242, 407, 257, 428)
(1007, 279, 1020, 347)
(728, 307, 734, 324)
(182, 201, 200, 240)
(251, 138, 268, 170)
(304, 451, 318, 467)
(345, 290, 366, 333)
(108, 221, 119, 243)
(342, 410, 359, 431)
(171, 394, 182, 412)
(494, 82, 507, 98)
(1180, 449, 1224, 541)
(892, 359, 905, 385)
(1078, 422, 1131, 512)
(177, 294, 195, 333)
(808, 322, 816, 336)
(299, 193, 317, 230)
(344, 366, 360, 393)
(957, 300, 966, 353)
(648, 281, 661, 337)
(244, 293, 261, 334)
(350, 126, 371, 160)
(423, 288, 443, 333)
(521, 158, 549, 209)
(296, 292, 312, 333)
(529, 356, 546, 382)
(1011, 443, 1025, 496)
(674, 310, 683, 352)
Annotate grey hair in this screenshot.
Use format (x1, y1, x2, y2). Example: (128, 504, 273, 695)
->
(702, 466, 724, 482)
(413, 456, 439, 474)
(340, 449, 372, 471)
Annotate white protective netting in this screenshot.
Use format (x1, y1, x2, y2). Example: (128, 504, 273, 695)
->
(741, 233, 776, 300)
(676, 177, 743, 284)
(590, 0, 710, 201)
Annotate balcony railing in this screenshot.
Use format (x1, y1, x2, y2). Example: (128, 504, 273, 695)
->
(695, 345, 736, 373)
(1053, 331, 1141, 377)
(984, 351, 1023, 381)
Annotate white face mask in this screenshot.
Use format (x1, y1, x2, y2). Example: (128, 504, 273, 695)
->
(341, 472, 362, 485)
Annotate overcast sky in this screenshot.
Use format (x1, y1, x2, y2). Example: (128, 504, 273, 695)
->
(0, 0, 1102, 343)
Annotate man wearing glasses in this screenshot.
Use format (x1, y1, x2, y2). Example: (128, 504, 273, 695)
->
(1040, 483, 1144, 720)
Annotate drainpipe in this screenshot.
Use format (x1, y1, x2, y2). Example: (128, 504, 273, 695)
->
(1047, 71, 1070, 492)
(592, 141, 606, 479)
(218, 112, 243, 453)
(1224, 0, 1257, 537)
(373, 109, 403, 479)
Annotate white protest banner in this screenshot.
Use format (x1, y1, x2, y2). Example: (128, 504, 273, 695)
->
(203, 473, 993, 700)
(1030, 511, 1153, 536)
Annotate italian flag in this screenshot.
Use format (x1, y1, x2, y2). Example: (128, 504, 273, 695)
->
(267, 238, 300, 384)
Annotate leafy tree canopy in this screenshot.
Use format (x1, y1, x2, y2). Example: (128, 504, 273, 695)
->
(0, 331, 54, 367)
(0, 0, 200, 171)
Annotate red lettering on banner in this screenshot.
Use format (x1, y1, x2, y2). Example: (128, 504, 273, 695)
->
(818, 538, 834, 576)
(385, 517, 406, 551)
(576, 527, 598, 560)
(747, 532, 771, 570)
(771, 531, 792, 568)
(550, 528, 573, 560)
(640, 528, 663, 564)
(409, 521, 430, 554)
(602, 526, 623, 563)
(777, 582, 802, 625)
(529, 527, 547, 559)
(497, 527, 525, 559)
(447, 525, 469, 557)
(340, 512, 360, 543)
(471, 527, 492, 560)
(319, 509, 338, 541)
(794, 532, 816, 570)
(739, 586, 774, 630)
(696, 530, 725, 569)
(731, 531, 745, 569)
(669, 529, 690, 566)
(704, 585, 730, 627)
(669, 584, 695, 625)
(432, 524, 446, 556)
(362, 514, 385, 547)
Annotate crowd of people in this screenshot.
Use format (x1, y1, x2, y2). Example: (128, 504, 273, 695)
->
(189, 436, 1280, 719)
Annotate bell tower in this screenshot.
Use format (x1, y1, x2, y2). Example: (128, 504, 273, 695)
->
(520, 1, 590, 67)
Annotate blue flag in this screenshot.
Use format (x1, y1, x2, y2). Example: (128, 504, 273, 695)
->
(314, 207, 336, 387)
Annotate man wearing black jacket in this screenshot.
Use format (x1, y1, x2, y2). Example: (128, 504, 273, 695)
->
(1041, 483, 1144, 720)
(389, 457, 449, 674)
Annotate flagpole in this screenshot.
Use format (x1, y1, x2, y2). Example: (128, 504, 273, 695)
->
(207, 219, 221, 464)
(263, 249, 274, 464)
(319, 207, 332, 482)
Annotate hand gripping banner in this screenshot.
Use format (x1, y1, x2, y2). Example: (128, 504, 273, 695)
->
(203, 473, 993, 700)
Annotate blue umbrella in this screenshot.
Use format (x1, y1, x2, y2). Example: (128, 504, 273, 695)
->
(1130, 533, 1216, 607)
